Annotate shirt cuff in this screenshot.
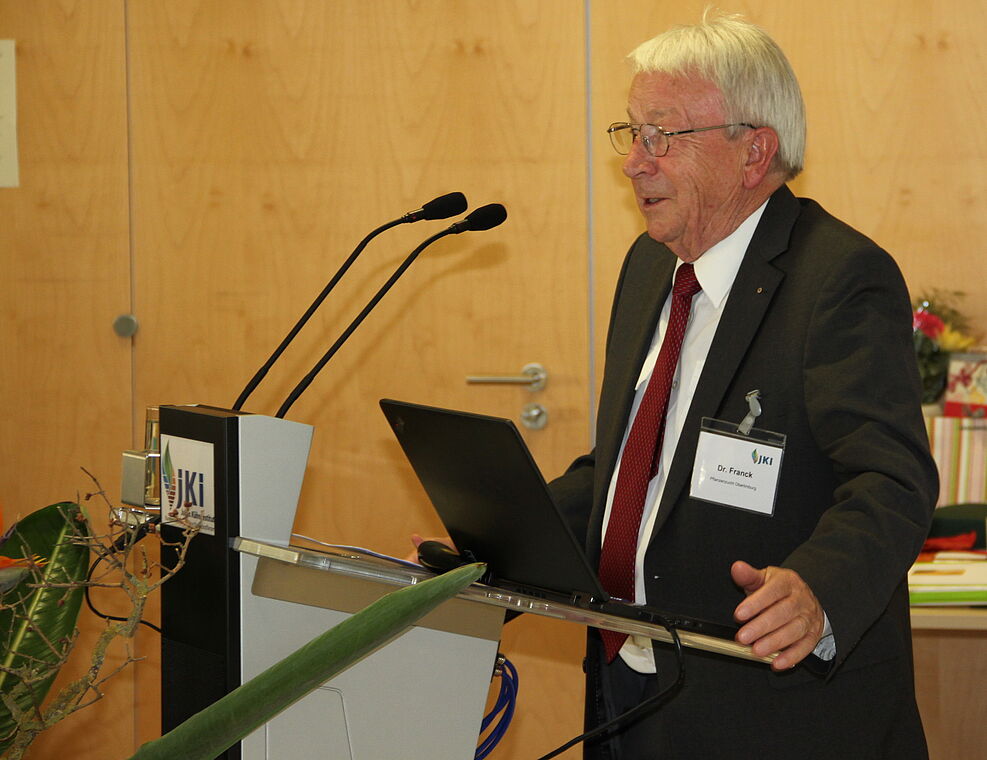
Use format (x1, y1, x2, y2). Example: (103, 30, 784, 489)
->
(812, 612, 836, 661)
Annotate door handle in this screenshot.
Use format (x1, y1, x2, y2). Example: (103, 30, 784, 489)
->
(466, 362, 547, 391)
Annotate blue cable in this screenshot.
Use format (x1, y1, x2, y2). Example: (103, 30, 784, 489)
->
(476, 658, 517, 759)
(475, 656, 519, 759)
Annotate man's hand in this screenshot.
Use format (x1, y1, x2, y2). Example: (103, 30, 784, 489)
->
(731, 560, 825, 671)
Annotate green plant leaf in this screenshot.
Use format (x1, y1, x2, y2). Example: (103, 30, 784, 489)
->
(127, 562, 485, 760)
(0, 502, 89, 752)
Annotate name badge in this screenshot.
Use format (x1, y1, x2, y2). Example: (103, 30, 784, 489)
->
(689, 397, 785, 516)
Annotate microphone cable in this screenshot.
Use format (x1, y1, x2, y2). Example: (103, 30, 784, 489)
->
(535, 620, 685, 760)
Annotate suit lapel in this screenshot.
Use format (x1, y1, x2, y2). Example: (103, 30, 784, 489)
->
(648, 187, 800, 538)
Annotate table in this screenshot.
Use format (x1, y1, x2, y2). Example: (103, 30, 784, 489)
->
(910, 607, 987, 759)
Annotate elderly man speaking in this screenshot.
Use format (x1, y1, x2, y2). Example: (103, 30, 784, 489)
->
(548, 11, 938, 759)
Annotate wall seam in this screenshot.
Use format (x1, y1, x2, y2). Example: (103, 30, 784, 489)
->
(124, 0, 139, 453)
(122, 1, 141, 746)
(584, 0, 597, 446)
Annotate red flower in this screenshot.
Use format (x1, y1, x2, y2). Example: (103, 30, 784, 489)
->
(913, 310, 945, 340)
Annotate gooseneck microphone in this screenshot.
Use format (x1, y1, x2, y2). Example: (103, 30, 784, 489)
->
(232, 191, 468, 411)
(275, 203, 508, 419)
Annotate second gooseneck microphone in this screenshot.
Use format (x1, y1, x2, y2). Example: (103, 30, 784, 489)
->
(275, 203, 508, 419)
(232, 191, 468, 411)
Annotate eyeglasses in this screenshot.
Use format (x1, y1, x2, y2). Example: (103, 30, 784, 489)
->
(606, 121, 756, 157)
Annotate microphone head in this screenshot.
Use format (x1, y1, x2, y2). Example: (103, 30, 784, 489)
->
(420, 192, 468, 220)
(453, 203, 507, 233)
(402, 192, 468, 223)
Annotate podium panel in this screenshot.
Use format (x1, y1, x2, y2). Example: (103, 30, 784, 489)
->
(239, 561, 504, 759)
(158, 406, 313, 759)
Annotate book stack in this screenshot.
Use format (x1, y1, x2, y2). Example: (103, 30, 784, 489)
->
(908, 552, 987, 606)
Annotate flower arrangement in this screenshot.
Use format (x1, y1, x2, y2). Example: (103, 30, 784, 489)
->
(912, 290, 977, 405)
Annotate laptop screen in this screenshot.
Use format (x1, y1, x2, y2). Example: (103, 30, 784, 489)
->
(380, 398, 609, 601)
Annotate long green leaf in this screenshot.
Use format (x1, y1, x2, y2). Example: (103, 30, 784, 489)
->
(0, 503, 89, 751)
(128, 562, 485, 760)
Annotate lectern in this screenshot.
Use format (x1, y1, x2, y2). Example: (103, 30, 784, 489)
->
(157, 405, 508, 759)
(157, 405, 767, 759)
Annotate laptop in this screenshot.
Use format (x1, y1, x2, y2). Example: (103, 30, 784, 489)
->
(379, 398, 738, 641)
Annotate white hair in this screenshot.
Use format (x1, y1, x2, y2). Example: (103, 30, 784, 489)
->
(628, 10, 806, 179)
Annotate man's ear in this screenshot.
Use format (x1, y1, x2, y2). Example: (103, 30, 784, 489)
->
(742, 127, 780, 188)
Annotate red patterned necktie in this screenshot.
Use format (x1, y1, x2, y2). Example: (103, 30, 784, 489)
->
(598, 262, 702, 662)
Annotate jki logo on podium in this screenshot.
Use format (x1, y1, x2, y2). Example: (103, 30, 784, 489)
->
(161, 436, 216, 536)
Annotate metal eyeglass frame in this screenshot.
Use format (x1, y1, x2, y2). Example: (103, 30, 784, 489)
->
(607, 121, 756, 157)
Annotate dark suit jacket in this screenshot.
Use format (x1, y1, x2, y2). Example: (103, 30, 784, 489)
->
(550, 185, 938, 757)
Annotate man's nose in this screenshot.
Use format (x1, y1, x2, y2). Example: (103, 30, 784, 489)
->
(622, 139, 657, 178)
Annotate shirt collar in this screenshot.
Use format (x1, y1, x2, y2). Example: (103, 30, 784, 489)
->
(681, 200, 769, 310)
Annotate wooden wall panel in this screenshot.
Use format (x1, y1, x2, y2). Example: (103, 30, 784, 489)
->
(127, 0, 591, 547)
(127, 1, 588, 756)
(0, 2, 134, 759)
